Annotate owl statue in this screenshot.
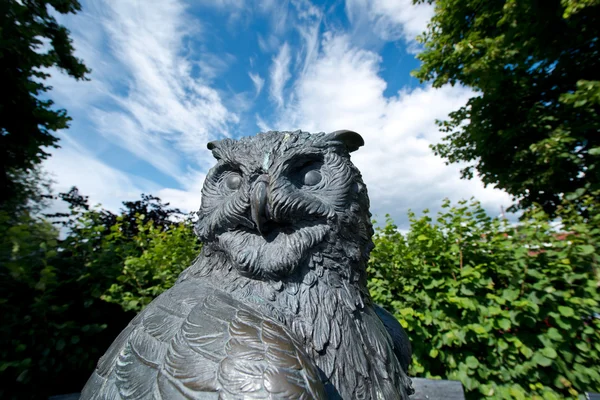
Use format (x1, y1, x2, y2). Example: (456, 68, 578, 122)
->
(81, 130, 414, 400)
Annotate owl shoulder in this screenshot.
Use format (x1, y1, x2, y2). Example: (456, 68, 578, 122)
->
(83, 280, 327, 399)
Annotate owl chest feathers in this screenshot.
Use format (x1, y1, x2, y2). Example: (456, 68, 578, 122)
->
(182, 250, 409, 400)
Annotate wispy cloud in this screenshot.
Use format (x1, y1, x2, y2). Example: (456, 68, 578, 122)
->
(292, 0, 322, 77)
(345, 0, 433, 50)
(44, 138, 158, 212)
(256, 114, 272, 132)
(44, 136, 205, 214)
(273, 33, 511, 226)
(257, 34, 280, 53)
(42, 0, 245, 213)
(90, 110, 185, 182)
(291, 0, 321, 20)
(156, 168, 206, 213)
(99, 1, 237, 153)
(197, 53, 236, 82)
(269, 42, 292, 108)
(53, 0, 238, 174)
(197, 0, 245, 8)
(42, 0, 511, 227)
(249, 72, 265, 96)
(258, 0, 291, 35)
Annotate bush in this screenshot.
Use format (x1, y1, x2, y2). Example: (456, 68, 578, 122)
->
(368, 195, 600, 399)
(0, 211, 129, 399)
(0, 191, 200, 399)
(101, 214, 201, 312)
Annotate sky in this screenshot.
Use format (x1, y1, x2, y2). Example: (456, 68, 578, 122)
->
(42, 0, 513, 229)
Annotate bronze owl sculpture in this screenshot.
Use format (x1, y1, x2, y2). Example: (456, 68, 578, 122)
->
(81, 130, 414, 399)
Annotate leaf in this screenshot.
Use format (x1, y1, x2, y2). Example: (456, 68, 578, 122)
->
(498, 319, 511, 330)
(557, 306, 574, 317)
(533, 353, 553, 367)
(400, 307, 415, 316)
(465, 356, 479, 369)
(541, 347, 557, 359)
(541, 391, 561, 400)
(520, 346, 533, 358)
(498, 340, 509, 351)
(547, 328, 562, 341)
(366, 197, 600, 399)
(565, 188, 586, 201)
(502, 288, 519, 302)
(470, 324, 487, 335)
(576, 342, 590, 352)
(417, 234, 428, 241)
(577, 244, 595, 255)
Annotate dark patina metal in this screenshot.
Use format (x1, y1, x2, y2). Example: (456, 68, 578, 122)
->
(81, 130, 413, 399)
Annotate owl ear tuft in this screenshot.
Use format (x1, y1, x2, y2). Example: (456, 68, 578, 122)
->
(325, 130, 364, 153)
(207, 140, 222, 159)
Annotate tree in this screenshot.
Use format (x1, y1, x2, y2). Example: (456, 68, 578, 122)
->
(368, 195, 600, 399)
(101, 214, 201, 312)
(0, 0, 90, 209)
(413, 0, 600, 215)
(48, 188, 187, 237)
(0, 188, 197, 399)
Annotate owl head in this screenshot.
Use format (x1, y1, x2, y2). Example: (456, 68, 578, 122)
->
(195, 130, 373, 282)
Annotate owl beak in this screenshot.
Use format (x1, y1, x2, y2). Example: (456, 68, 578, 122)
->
(251, 176, 270, 235)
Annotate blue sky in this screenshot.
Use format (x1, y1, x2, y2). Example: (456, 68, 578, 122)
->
(43, 0, 511, 228)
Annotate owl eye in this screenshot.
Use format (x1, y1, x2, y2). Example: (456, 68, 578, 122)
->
(290, 157, 324, 187)
(303, 169, 322, 186)
(225, 173, 242, 190)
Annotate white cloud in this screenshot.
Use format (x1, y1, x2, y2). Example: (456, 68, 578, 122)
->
(197, 0, 245, 8)
(345, 0, 433, 48)
(269, 42, 292, 108)
(43, 139, 157, 212)
(256, 114, 272, 132)
(292, 0, 322, 77)
(40, 0, 241, 220)
(291, 0, 321, 21)
(43, 0, 510, 230)
(156, 187, 201, 214)
(156, 169, 206, 213)
(273, 33, 511, 227)
(98, 0, 237, 153)
(258, 0, 291, 35)
(90, 110, 186, 183)
(257, 34, 280, 53)
(249, 72, 265, 96)
(51, 0, 238, 181)
(197, 53, 235, 82)
(43, 136, 205, 215)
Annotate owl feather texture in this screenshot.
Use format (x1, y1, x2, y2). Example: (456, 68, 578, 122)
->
(81, 130, 414, 400)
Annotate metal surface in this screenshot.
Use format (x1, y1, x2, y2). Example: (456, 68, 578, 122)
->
(410, 378, 465, 400)
(81, 130, 413, 399)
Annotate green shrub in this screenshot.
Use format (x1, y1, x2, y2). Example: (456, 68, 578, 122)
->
(0, 191, 199, 398)
(102, 214, 201, 312)
(0, 211, 129, 399)
(368, 195, 600, 399)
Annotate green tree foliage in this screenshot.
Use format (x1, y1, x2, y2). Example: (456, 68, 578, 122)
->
(102, 214, 202, 312)
(368, 195, 600, 399)
(0, 190, 199, 399)
(0, 208, 126, 399)
(0, 0, 90, 208)
(413, 0, 600, 215)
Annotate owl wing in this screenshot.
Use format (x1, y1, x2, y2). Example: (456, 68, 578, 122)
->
(81, 279, 326, 400)
(373, 304, 412, 373)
